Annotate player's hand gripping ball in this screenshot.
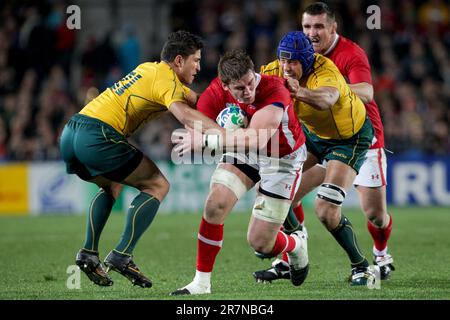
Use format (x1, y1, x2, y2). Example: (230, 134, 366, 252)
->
(216, 106, 248, 129)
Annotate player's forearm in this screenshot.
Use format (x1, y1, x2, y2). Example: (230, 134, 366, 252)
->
(184, 108, 223, 132)
(170, 101, 223, 132)
(185, 89, 199, 108)
(294, 87, 339, 110)
(204, 128, 273, 153)
(348, 83, 373, 104)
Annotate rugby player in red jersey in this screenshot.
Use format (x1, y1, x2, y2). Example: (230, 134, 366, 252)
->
(171, 50, 310, 295)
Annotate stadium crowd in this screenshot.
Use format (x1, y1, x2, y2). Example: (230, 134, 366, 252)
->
(0, 0, 449, 161)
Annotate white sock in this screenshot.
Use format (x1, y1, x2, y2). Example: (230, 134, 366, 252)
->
(193, 270, 211, 287)
(373, 246, 388, 257)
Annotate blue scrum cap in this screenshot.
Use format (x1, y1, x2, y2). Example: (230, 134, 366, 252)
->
(277, 31, 315, 75)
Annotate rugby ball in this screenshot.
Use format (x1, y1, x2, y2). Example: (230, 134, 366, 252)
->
(216, 106, 248, 129)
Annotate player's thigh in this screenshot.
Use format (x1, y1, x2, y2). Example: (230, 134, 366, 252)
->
(258, 145, 307, 200)
(354, 148, 388, 217)
(323, 160, 358, 191)
(70, 114, 144, 182)
(318, 118, 374, 177)
(294, 163, 326, 203)
(204, 163, 255, 224)
(353, 148, 387, 188)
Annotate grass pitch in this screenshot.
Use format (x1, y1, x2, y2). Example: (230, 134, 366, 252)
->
(0, 207, 449, 300)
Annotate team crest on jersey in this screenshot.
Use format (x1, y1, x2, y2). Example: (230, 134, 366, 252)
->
(226, 103, 240, 109)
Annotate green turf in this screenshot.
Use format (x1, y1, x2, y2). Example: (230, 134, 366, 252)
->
(0, 207, 449, 300)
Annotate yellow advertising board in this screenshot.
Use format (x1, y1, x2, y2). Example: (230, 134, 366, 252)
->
(0, 163, 28, 215)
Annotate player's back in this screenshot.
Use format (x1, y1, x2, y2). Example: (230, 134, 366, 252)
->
(261, 54, 366, 140)
(327, 36, 384, 148)
(80, 62, 188, 137)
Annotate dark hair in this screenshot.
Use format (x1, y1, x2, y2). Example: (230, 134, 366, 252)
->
(304, 2, 335, 21)
(218, 50, 254, 85)
(160, 30, 203, 62)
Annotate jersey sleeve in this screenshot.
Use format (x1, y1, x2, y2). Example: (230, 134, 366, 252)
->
(197, 83, 223, 120)
(345, 48, 373, 84)
(259, 77, 292, 109)
(154, 77, 187, 109)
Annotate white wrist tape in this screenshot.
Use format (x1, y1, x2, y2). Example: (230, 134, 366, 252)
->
(202, 134, 222, 151)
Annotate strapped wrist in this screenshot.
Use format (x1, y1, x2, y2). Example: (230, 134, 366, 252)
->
(202, 134, 222, 151)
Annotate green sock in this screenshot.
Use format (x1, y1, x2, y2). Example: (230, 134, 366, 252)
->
(83, 189, 115, 252)
(330, 215, 368, 268)
(283, 205, 302, 234)
(115, 192, 160, 255)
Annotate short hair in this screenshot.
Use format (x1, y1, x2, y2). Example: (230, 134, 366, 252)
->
(218, 50, 254, 85)
(160, 30, 204, 62)
(303, 2, 336, 21)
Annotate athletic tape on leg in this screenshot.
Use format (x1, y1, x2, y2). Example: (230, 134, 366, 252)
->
(210, 167, 248, 199)
(316, 183, 346, 206)
(252, 195, 291, 224)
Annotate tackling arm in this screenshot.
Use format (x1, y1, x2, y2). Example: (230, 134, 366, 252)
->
(285, 77, 339, 111)
(169, 101, 224, 132)
(348, 82, 373, 104)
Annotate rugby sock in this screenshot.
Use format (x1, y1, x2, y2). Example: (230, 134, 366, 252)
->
(368, 214, 392, 256)
(283, 205, 302, 234)
(196, 217, 224, 272)
(83, 189, 115, 252)
(331, 215, 369, 268)
(281, 202, 305, 262)
(270, 231, 297, 256)
(293, 201, 305, 225)
(115, 192, 160, 255)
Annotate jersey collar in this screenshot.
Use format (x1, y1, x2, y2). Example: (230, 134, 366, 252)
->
(323, 33, 340, 56)
(255, 72, 262, 88)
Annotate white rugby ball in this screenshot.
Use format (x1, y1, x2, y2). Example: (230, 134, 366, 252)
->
(216, 106, 248, 129)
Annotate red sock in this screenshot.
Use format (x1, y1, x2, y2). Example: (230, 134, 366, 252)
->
(270, 231, 297, 257)
(293, 201, 305, 225)
(196, 217, 224, 272)
(367, 214, 392, 252)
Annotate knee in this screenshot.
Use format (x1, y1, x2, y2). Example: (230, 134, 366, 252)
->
(247, 235, 271, 254)
(101, 183, 123, 200)
(314, 198, 340, 226)
(204, 198, 228, 222)
(142, 174, 170, 201)
(365, 209, 388, 228)
(157, 175, 170, 200)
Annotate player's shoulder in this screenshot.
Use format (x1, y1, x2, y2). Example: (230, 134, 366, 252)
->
(257, 74, 290, 103)
(200, 77, 225, 101)
(259, 74, 287, 90)
(139, 61, 177, 79)
(260, 59, 281, 76)
(334, 36, 368, 59)
(205, 77, 224, 94)
(312, 54, 340, 73)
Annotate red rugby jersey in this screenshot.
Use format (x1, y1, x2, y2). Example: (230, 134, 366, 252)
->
(197, 74, 305, 157)
(326, 35, 384, 149)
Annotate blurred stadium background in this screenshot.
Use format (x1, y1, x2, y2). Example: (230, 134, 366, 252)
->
(0, 0, 449, 299)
